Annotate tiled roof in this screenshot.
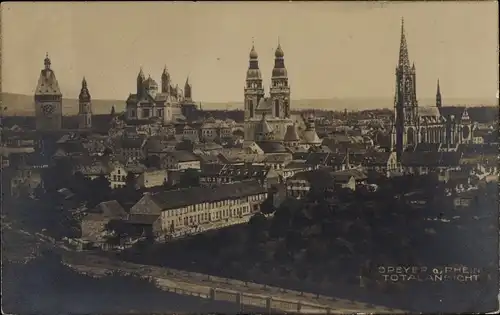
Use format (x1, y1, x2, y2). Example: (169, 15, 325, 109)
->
(263, 153, 292, 163)
(127, 213, 160, 225)
(418, 106, 441, 117)
(35, 69, 61, 95)
(458, 143, 498, 155)
(119, 136, 147, 149)
(284, 124, 301, 142)
(218, 164, 272, 179)
(256, 141, 287, 153)
(414, 143, 442, 152)
(74, 157, 113, 175)
(465, 106, 497, 123)
(93, 200, 127, 219)
(438, 106, 465, 120)
(149, 180, 267, 211)
(401, 151, 462, 167)
(194, 142, 223, 151)
(167, 150, 199, 162)
(360, 152, 392, 166)
(334, 168, 367, 181)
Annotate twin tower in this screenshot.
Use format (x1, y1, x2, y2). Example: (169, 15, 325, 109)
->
(244, 40, 291, 121)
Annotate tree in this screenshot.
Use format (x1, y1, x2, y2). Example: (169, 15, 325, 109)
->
(260, 195, 276, 215)
(125, 172, 136, 190)
(102, 147, 113, 156)
(110, 105, 116, 115)
(88, 174, 111, 207)
(179, 168, 200, 188)
(144, 155, 161, 168)
(248, 213, 268, 244)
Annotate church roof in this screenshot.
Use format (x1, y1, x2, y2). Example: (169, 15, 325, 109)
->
(302, 129, 322, 145)
(418, 106, 440, 117)
(284, 124, 300, 142)
(257, 115, 274, 135)
(438, 106, 465, 118)
(35, 64, 61, 96)
(256, 141, 287, 154)
(256, 98, 272, 111)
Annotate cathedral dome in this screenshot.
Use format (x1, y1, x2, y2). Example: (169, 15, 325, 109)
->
(246, 69, 262, 79)
(249, 45, 258, 59)
(144, 76, 158, 88)
(272, 67, 287, 78)
(275, 44, 284, 58)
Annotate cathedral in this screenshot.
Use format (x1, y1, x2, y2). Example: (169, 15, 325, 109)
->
(243, 41, 294, 141)
(391, 19, 473, 161)
(34, 53, 63, 130)
(125, 67, 189, 123)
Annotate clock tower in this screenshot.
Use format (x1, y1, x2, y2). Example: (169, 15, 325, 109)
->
(34, 53, 63, 130)
(78, 77, 92, 129)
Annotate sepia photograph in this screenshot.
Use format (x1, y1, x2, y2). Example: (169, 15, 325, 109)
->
(1, 1, 499, 314)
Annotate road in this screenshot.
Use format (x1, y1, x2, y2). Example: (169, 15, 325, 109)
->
(64, 251, 405, 314)
(3, 220, 406, 313)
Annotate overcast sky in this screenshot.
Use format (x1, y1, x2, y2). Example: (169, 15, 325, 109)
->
(2, 1, 498, 102)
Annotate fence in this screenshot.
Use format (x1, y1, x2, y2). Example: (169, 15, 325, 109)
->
(63, 253, 403, 314)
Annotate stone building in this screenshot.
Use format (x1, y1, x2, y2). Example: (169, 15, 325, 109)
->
(128, 180, 268, 241)
(391, 19, 473, 161)
(242, 41, 321, 153)
(125, 67, 185, 123)
(34, 53, 62, 130)
(243, 41, 294, 141)
(78, 77, 92, 129)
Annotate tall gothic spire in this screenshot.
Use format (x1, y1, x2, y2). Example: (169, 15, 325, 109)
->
(436, 79, 442, 107)
(398, 17, 411, 71)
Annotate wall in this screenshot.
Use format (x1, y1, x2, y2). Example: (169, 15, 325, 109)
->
(64, 253, 403, 314)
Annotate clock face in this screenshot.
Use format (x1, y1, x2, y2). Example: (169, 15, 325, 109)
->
(41, 103, 55, 115)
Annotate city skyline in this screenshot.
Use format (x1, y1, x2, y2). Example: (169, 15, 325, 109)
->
(2, 2, 498, 104)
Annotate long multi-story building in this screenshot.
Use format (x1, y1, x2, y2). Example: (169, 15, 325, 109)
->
(128, 180, 268, 241)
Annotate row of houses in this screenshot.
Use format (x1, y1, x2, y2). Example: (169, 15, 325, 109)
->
(80, 180, 268, 247)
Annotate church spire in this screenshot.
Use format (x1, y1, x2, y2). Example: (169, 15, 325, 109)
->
(398, 17, 411, 71)
(78, 76, 92, 129)
(44, 52, 51, 70)
(79, 76, 91, 102)
(436, 79, 442, 108)
(184, 75, 192, 101)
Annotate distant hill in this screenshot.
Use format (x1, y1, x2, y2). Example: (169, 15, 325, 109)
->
(0, 92, 496, 116)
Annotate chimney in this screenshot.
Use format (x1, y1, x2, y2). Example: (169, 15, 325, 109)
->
(345, 147, 350, 169)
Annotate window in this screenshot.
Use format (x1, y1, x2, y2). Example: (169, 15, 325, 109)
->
(274, 99, 279, 116)
(248, 100, 254, 118)
(131, 110, 136, 117)
(142, 108, 150, 118)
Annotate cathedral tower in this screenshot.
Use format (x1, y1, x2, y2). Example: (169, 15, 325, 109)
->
(78, 77, 92, 129)
(244, 41, 265, 120)
(161, 66, 171, 94)
(184, 76, 192, 101)
(270, 39, 290, 119)
(392, 19, 419, 159)
(436, 79, 442, 108)
(137, 67, 146, 98)
(34, 53, 63, 130)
